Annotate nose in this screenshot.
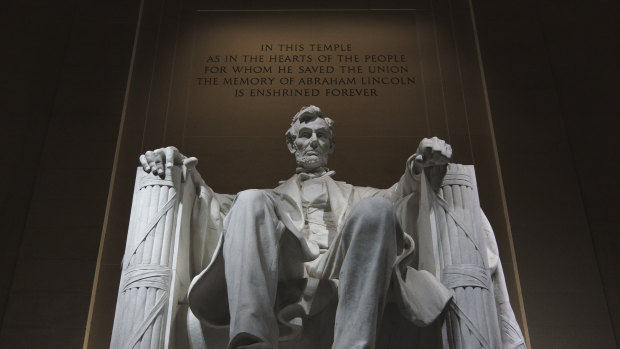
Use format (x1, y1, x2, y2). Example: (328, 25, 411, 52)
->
(309, 132, 318, 146)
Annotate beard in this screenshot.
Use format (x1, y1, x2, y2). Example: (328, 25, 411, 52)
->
(295, 153, 327, 170)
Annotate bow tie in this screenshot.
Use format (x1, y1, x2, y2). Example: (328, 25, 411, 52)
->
(296, 167, 335, 181)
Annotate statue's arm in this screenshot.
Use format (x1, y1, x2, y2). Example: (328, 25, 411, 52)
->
(140, 146, 235, 273)
(359, 137, 452, 202)
(188, 170, 234, 274)
(139, 146, 235, 206)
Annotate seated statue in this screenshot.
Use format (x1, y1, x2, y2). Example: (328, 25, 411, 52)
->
(110, 106, 526, 349)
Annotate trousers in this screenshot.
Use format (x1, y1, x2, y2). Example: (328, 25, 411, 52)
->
(222, 189, 402, 349)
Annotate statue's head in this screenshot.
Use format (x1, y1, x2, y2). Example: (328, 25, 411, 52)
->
(285, 105, 335, 171)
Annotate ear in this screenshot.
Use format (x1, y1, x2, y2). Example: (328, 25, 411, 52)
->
(328, 139, 335, 154)
(287, 138, 296, 154)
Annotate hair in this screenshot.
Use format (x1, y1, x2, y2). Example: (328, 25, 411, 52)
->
(285, 105, 335, 147)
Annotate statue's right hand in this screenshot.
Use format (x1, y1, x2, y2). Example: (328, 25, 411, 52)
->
(139, 146, 196, 177)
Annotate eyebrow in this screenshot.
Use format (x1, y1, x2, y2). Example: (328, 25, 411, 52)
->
(299, 126, 329, 132)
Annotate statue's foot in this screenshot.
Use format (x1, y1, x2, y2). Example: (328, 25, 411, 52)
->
(237, 344, 272, 349)
(229, 333, 273, 349)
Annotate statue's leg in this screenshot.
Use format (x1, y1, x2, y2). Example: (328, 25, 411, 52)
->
(330, 197, 400, 349)
(223, 189, 287, 349)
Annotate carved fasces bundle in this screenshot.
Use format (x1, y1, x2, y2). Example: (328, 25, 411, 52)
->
(417, 164, 525, 349)
(111, 167, 196, 349)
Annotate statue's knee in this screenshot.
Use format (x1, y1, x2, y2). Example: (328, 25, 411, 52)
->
(225, 189, 279, 243)
(351, 197, 393, 219)
(233, 189, 273, 214)
(344, 198, 397, 239)
(236, 189, 270, 204)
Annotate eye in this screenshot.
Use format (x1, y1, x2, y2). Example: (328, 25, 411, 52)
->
(300, 131, 311, 138)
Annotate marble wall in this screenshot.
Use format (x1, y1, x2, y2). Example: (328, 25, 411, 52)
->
(473, 0, 620, 346)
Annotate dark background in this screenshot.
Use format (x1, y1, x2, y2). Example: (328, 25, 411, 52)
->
(0, 0, 618, 348)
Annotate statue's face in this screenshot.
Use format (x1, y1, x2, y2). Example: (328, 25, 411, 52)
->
(289, 117, 334, 171)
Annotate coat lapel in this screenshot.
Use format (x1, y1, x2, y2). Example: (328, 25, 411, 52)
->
(272, 175, 304, 233)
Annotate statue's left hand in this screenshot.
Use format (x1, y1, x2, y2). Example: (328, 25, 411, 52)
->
(413, 137, 452, 172)
(408, 137, 452, 191)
